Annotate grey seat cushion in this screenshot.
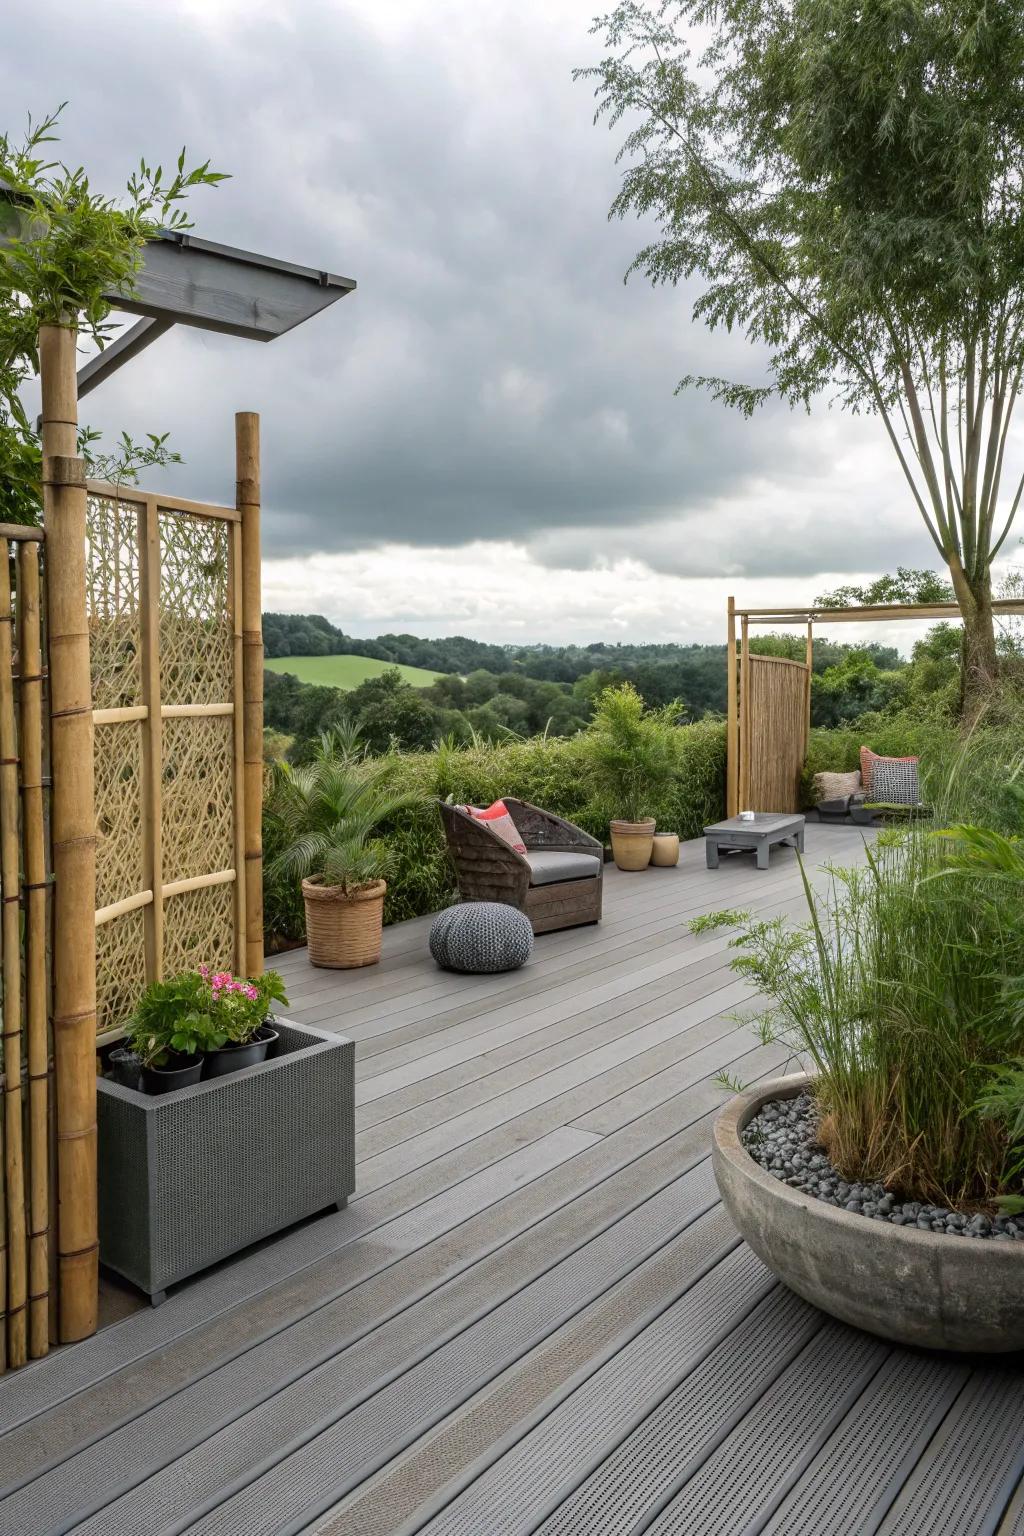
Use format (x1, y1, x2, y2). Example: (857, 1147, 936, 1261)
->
(526, 850, 601, 886)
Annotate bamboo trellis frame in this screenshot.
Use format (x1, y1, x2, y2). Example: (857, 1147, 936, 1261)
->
(726, 595, 1024, 816)
(86, 466, 261, 1041)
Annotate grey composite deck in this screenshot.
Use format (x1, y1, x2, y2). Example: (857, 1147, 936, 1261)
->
(1, 823, 1022, 1536)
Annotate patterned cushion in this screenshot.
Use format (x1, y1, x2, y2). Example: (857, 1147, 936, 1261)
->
(429, 902, 534, 974)
(869, 758, 920, 805)
(812, 770, 862, 806)
(860, 747, 918, 797)
(464, 800, 526, 854)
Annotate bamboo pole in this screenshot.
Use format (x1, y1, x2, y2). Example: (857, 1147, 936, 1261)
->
(230, 521, 247, 976)
(39, 322, 98, 1345)
(0, 542, 28, 1367)
(739, 615, 751, 812)
(805, 620, 814, 749)
(18, 542, 49, 1360)
(138, 500, 163, 984)
(236, 413, 263, 977)
(726, 597, 738, 818)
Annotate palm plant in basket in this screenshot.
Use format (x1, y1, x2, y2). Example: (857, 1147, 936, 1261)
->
(267, 731, 422, 969)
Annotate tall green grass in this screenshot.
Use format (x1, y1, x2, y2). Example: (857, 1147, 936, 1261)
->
(702, 791, 1024, 1206)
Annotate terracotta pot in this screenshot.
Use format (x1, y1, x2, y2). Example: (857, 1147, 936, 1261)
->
(609, 819, 656, 871)
(650, 833, 680, 867)
(302, 877, 387, 968)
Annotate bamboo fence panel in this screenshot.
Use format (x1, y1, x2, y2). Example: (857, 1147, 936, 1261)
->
(85, 484, 248, 1037)
(744, 655, 809, 813)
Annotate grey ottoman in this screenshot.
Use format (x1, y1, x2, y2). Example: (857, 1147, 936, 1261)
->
(430, 901, 534, 973)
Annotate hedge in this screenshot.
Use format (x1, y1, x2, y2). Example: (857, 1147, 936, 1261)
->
(264, 719, 727, 944)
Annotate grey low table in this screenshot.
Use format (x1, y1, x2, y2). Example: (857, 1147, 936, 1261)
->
(704, 812, 805, 870)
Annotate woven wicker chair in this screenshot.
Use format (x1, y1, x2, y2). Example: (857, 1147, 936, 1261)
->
(438, 798, 603, 934)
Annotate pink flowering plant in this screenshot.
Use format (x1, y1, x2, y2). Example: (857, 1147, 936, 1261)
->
(127, 967, 288, 1065)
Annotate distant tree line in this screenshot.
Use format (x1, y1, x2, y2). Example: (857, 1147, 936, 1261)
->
(261, 611, 971, 759)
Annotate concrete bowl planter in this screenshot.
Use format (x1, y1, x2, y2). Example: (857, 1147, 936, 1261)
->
(713, 1072, 1024, 1354)
(98, 1016, 355, 1303)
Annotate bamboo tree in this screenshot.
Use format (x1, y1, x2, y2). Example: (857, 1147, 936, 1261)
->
(581, 1, 1024, 714)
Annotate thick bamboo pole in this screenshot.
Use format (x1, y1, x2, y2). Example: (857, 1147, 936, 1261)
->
(726, 597, 738, 818)
(138, 500, 163, 984)
(236, 413, 263, 977)
(805, 621, 814, 749)
(230, 521, 247, 976)
(739, 615, 751, 812)
(18, 542, 49, 1359)
(39, 322, 98, 1344)
(0, 542, 28, 1367)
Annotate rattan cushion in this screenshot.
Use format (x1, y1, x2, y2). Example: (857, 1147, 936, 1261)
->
(812, 769, 862, 805)
(526, 850, 602, 886)
(430, 902, 534, 973)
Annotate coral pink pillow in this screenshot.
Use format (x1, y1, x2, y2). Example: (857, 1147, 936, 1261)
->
(860, 747, 918, 797)
(464, 800, 526, 854)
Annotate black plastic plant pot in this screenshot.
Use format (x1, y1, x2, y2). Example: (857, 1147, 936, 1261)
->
(202, 1022, 279, 1080)
(108, 1047, 143, 1091)
(141, 1054, 204, 1095)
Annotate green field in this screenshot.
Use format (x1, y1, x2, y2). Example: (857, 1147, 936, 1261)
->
(264, 654, 445, 689)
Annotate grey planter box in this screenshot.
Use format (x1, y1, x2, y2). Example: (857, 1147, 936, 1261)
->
(97, 1017, 355, 1303)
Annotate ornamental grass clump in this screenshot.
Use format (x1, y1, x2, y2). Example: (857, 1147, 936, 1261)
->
(699, 807, 1024, 1209)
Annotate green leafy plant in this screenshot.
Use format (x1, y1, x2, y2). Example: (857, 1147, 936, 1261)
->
(0, 104, 226, 522)
(267, 730, 424, 896)
(127, 967, 289, 1067)
(584, 683, 680, 823)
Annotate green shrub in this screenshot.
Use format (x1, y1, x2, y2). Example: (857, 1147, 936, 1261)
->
(583, 683, 682, 823)
(801, 707, 1024, 830)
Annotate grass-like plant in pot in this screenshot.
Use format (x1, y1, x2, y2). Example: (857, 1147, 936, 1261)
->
(585, 683, 679, 870)
(698, 789, 1024, 1349)
(267, 731, 423, 968)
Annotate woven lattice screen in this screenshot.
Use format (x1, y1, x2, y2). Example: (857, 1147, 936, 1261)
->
(87, 486, 246, 1036)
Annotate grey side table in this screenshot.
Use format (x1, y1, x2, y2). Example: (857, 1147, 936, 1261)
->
(704, 813, 805, 870)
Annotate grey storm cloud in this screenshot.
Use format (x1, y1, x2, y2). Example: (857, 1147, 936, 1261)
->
(4, 0, 932, 580)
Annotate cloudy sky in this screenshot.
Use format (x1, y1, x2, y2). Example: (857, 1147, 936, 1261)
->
(9, 0, 1015, 652)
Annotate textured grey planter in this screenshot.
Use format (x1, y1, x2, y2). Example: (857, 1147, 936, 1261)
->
(713, 1072, 1024, 1354)
(98, 1017, 355, 1303)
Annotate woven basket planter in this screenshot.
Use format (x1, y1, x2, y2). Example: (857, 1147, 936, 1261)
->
(98, 1018, 355, 1302)
(302, 876, 387, 968)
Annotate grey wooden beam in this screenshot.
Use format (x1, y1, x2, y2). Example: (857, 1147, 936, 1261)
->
(109, 230, 356, 341)
(76, 317, 172, 399)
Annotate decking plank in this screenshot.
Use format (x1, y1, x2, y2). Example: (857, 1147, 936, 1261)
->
(1, 826, 1014, 1536)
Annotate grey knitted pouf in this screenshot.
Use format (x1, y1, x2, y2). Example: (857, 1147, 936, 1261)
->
(430, 902, 533, 974)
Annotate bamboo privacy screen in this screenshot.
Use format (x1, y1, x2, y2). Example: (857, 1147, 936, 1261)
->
(87, 485, 251, 1036)
(0, 530, 52, 1370)
(727, 598, 811, 816)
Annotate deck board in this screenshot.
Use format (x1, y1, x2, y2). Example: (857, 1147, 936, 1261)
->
(1, 825, 1020, 1536)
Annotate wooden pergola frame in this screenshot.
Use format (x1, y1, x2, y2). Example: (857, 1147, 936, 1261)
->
(725, 594, 1024, 816)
